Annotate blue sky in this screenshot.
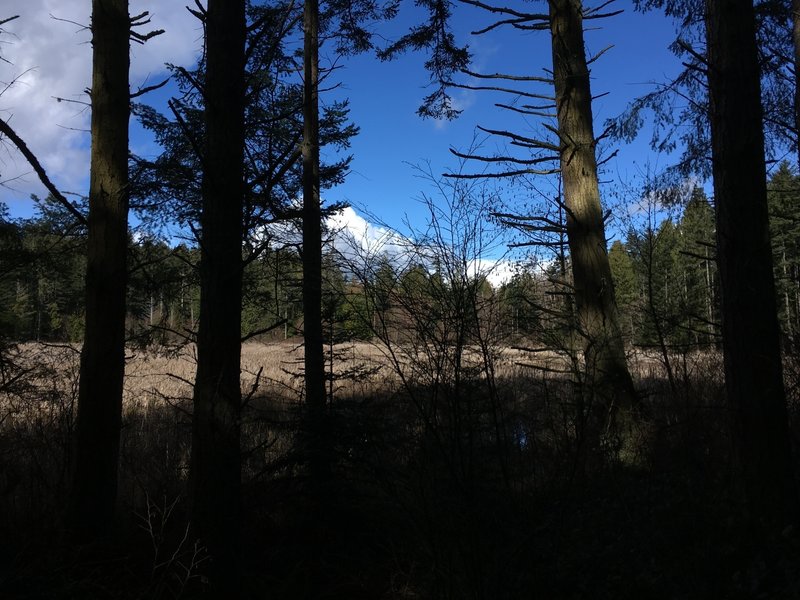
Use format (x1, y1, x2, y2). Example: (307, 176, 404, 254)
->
(1, 0, 688, 247)
(321, 4, 685, 231)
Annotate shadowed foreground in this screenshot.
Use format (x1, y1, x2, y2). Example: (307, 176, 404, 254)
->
(1, 342, 800, 598)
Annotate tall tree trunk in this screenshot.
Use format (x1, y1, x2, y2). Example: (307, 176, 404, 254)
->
(69, 0, 130, 541)
(189, 0, 246, 592)
(302, 0, 329, 481)
(705, 0, 798, 530)
(548, 0, 637, 443)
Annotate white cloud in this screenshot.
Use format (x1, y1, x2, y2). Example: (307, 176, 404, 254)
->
(328, 206, 408, 257)
(470, 257, 515, 288)
(0, 1, 201, 211)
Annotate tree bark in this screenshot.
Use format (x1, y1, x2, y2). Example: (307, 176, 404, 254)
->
(302, 0, 329, 481)
(548, 0, 637, 442)
(69, 0, 130, 541)
(189, 0, 246, 592)
(705, 0, 798, 529)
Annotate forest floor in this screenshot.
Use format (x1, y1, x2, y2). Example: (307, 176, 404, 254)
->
(1, 341, 800, 598)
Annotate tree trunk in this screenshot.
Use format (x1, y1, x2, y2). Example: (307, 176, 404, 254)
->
(302, 0, 329, 481)
(69, 0, 130, 541)
(189, 0, 246, 592)
(548, 0, 637, 443)
(705, 0, 798, 530)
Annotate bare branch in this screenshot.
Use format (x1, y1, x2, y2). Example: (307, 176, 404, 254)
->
(187, 0, 207, 22)
(499, 220, 564, 234)
(491, 212, 565, 230)
(52, 96, 91, 107)
(447, 80, 555, 101)
(456, 0, 547, 21)
(582, 0, 623, 20)
(472, 16, 545, 35)
(596, 148, 618, 167)
(477, 125, 561, 152)
(510, 21, 552, 32)
(461, 68, 552, 84)
(129, 77, 170, 99)
(449, 146, 557, 166)
(582, 9, 623, 20)
(49, 14, 89, 31)
(495, 103, 555, 118)
(677, 39, 709, 68)
(444, 166, 559, 179)
(128, 11, 165, 44)
(130, 29, 165, 44)
(586, 44, 613, 66)
(0, 117, 87, 225)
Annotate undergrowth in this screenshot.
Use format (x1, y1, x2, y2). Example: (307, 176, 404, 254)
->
(1, 343, 799, 598)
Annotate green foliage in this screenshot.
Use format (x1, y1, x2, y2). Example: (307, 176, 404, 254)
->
(608, 186, 718, 351)
(0, 197, 86, 342)
(497, 270, 542, 338)
(241, 246, 303, 340)
(608, 240, 638, 340)
(768, 162, 800, 346)
(612, 0, 796, 180)
(127, 240, 200, 344)
(377, 0, 470, 119)
(131, 0, 359, 240)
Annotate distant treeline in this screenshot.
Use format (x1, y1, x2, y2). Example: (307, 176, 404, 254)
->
(2, 162, 798, 354)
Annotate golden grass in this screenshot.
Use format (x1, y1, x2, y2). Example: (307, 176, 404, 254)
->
(1, 340, 723, 421)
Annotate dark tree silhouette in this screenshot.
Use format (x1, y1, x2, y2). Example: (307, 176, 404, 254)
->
(705, 0, 798, 529)
(301, 0, 329, 484)
(188, 0, 247, 592)
(68, 0, 131, 540)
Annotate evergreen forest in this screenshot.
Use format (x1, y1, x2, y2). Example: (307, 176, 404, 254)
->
(1, 1, 800, 598)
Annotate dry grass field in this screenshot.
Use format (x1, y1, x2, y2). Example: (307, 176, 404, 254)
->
(7, 339, 796, 599)
(1, 339, 723, 410)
